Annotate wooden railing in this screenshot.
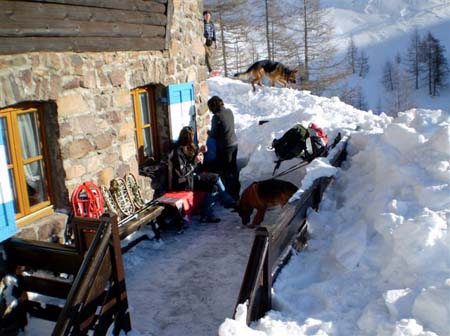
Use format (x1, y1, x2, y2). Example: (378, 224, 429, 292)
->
(234, 137, 348, 324)
(1, 214, 131, 335)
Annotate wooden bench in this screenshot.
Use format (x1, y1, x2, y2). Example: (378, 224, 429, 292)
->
(100, 173, 164, 251)
(0, 215, 131, 335)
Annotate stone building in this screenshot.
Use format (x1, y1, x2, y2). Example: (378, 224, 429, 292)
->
(0, 0, 211, 241)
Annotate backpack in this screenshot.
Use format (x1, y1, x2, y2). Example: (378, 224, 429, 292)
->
(272, 124, 309, 162)
(271, 123, 329, 176)
(308, 122, 328, 147)
(203, 136, 217, 163)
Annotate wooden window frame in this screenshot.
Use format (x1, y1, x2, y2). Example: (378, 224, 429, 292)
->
(0, 104, 53, 227)
(131, 87, 160, 164)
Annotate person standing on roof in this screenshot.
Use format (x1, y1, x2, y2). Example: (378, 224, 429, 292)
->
(203, 10, 217, 73)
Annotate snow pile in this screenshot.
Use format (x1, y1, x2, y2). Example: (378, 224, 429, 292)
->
(211, 77, 450, 336)
(208, 77, 390, 190)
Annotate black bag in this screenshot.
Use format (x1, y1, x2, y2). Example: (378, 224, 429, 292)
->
(205, 39, 213, 47)
(194, 172, 219, 193)
(272, 124, 309, 162)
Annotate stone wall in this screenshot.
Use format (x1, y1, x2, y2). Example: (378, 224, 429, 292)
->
(0, 0, 209, 241)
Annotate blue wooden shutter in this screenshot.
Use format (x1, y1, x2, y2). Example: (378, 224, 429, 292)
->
(0, 121, 17, 242)
(167, 82, 196, 142)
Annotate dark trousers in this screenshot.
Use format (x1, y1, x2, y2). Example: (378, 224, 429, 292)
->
(217, 145, 240, 200)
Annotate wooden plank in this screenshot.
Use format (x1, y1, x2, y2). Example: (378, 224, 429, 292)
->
(0, 18, 165, 38)
(234, 232, 270, 324)
(53, 220, 111, 335)
(108, 215, 132, 333)
(0, 36, 166, 54)
(19, 275, 72, 299)
(118, 205, 164, 239)
(21, 0, 167, 13)
(4, 239, 83, 274)
(26, 301, 63, 322)
(0, 2, 167, 26)
(84, 251, 112, 307)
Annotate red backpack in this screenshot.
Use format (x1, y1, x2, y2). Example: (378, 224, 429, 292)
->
(308, 122, 328, 146)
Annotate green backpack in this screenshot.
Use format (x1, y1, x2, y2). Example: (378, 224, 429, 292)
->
(272, 124, 310, 162)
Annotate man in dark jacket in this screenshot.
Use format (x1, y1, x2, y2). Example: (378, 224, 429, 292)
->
(207, 96, 240, 199)
(203, 10, 216, 73)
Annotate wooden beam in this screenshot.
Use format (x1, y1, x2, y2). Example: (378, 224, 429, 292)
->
(0, 19, 165, 38)
(12, 0, 166, 14)
(0, 2, 167, 26)
(118, 205, 164, 239)
(26, 301, 63, 322)
(0, 36, 166, 54)
(4, 239, 83, 274)
(19, 275, 72, 299)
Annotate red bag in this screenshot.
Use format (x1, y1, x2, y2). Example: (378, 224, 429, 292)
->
(308, 122, 328, 146)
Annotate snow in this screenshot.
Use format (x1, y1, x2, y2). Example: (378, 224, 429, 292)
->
(323, 0, 450, 113)
(213, 78, 449, 336)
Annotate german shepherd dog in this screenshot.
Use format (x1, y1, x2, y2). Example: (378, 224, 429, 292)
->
(237, 179, 298, 228)
(234, 60, 298, 91)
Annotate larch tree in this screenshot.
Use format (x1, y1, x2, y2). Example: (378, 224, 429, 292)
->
(405, 28, 423, 90)
(421, 32, 449, 96)
(382, 59, 398, 92)
(206, 0, 248, 77)
(357, 50, 370, 78)
(347, 34, 358, 74)
(283, 0, 347, 92)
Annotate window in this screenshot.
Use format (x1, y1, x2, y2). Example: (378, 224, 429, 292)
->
(131, 87, 159, 164)
(0, 105, 53, 226)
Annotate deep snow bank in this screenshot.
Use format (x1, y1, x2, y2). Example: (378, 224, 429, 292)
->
(208, 78, 449, 336)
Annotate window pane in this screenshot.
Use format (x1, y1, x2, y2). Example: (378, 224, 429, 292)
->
(139, 92, 151, 125)
(142, 127, 153, 158)
(0, 117, 12, 164)
(8, 168, 19, 213)
(25, 160, 48, 206)
(18, 112, 41, 160)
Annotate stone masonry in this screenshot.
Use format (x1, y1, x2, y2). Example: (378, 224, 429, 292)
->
(0, 0, 210, 241)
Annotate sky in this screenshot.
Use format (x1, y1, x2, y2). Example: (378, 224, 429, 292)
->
(17, 1, 450, 335)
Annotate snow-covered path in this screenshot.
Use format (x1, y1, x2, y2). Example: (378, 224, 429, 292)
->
(122, 206, 254, 336)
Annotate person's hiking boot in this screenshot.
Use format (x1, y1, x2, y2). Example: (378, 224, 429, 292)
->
(200, 216, 221, 223)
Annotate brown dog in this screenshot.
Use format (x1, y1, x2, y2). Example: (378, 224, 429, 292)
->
(234, 60, 298, 92)
(237, 179, 298, 227)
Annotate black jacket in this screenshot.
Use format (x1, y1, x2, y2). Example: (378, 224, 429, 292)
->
(169, 146, 197, 191)
(169, 146, 219, 193)
(209, 107, 237, 151)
